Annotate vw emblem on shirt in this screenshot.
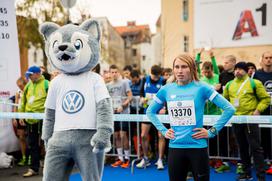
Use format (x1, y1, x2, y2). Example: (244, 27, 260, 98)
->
(177, 101, 182, 107)
(62, 90, 85, 114)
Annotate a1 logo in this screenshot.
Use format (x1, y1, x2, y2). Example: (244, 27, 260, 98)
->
(233, 3, 267, 40)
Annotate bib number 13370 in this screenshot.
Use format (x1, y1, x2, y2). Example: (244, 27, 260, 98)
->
(168, 100, 196, 126)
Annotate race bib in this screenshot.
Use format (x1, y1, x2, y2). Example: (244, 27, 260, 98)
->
(233, 98, 240, 107)
(28, 96, 35, 104)
(112, 97, 122, 110)
(167, 100, 196, 126)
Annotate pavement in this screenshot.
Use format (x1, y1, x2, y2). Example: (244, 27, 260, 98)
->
(0, 163, 80, 181)
(0, 165, 43, 181)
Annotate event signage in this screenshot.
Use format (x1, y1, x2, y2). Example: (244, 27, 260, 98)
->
(0, 0, 20, 99)
(194, 0, 272, 48)
(0, 0, 20, 153)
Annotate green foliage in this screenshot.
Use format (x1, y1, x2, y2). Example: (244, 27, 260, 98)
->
(16, 0, 68, 66)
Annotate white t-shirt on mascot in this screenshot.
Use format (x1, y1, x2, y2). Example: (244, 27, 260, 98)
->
(45, 71, 110, 131)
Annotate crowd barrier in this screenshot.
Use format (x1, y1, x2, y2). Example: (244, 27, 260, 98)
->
(0, 112, 271, 125)
(1, 112, 272, 172)
(1, 96, 272, 173)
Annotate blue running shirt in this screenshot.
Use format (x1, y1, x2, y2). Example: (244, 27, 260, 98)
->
(146, 81, 235, 149)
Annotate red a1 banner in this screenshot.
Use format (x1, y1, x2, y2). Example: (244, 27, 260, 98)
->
(194, 0, 272, 48)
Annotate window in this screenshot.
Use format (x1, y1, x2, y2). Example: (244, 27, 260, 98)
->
(34, 51, 37, 63)
(183, 0, 189, 21)
(125, 37, 131, 48)
(142, 55, 146, 61)
(183, 36, 189, 52)
(132, 49, 137, 56)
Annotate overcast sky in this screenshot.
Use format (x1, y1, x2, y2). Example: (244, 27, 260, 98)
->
(71, 0, 161, 33)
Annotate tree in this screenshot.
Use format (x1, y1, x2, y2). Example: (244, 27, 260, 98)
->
(16, 0, 67, 69)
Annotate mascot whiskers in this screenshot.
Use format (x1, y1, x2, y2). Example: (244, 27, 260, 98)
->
(39, 19, 113, 181)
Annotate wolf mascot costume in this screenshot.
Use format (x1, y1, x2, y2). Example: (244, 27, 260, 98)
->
(39, 19, 113, 181)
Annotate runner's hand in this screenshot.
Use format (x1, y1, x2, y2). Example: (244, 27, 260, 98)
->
(165, 129, 175, 139)
(253, 110, 260, 115)
(117, 107, 123, 113)
(192, 128, 208, 139)
(214, 84, 221, 91)
(19, 119, 25, 126)
(12, 119, 17, 127)
(198, 48, 204, 54)
(208, 49, 214, 57)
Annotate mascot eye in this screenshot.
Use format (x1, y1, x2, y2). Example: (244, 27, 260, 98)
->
(52, 40, 59, 48)
(74, 39, 83, 50)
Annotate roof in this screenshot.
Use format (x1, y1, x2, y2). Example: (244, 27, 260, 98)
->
(115, 21, 151, 36)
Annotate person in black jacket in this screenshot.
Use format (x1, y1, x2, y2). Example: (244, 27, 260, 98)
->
(253, 51, 272, 174)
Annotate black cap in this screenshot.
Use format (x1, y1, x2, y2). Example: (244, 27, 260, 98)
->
(246, 62, 256, 70)
(234, 62, 248, 72)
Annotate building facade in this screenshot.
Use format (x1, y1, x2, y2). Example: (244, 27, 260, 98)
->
(161, 0, 272, 68)
(115, 21, 152, 71)
(93, 17, 126, 72)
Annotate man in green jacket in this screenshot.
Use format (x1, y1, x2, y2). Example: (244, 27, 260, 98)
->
(196, 49, 221, 115)
(223, 62, 270, 181)
(18, 66, 49, 177)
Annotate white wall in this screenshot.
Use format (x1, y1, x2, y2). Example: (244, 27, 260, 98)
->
(151, 32, 162, 67)
(140, 42, 153, 74)
(28, 44, 43, 66)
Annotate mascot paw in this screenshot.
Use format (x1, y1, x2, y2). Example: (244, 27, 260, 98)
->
(92, 146, 111, 154)
(90, 129, 112, 153)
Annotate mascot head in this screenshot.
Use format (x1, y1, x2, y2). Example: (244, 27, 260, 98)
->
(39, 19, 100, 74)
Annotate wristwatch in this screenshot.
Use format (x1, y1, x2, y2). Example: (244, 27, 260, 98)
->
(209, 127, 217, 136)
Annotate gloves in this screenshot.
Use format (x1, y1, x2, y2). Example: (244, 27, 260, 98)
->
(90, 128, 112, 153)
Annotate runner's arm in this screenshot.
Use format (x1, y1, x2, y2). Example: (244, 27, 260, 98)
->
(208, 94, 235, 138)
(146, 99, 168, 136)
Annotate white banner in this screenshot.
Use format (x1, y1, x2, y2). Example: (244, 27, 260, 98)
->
(0, 0, 20, 98)
(194, 0, 272, 48)
(0, 0, 20, 153)
(0, 102, 19, 153)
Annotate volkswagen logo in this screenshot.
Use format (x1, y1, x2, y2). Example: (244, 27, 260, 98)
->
(62, 90, 85, 114)
(177, 102, 182, 107)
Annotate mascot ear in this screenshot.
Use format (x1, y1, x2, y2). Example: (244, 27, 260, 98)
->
(39, 22, 60, 40)
(80, 19, 101, 42)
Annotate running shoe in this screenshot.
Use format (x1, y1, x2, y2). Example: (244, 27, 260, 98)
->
(120, 159, 130, 168)
(186, 172, 193, 180)
(236, 173, 253, 181)
(157, 159, 164, 170)
(23, 169, 38, 177)
(266, 165, 272, 174)
(27, 156, 31, 166)
(17, 156, 26, 166)
(236, 163, 244, 174)
(214, 160, 223, 169)
(111, 159, 123, 168)
(136, 158, 151, 168)
(215, 164, 231, 173)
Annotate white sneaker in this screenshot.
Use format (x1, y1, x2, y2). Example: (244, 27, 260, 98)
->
(157, 159, 164, 170)
(136, 158, 151, 168)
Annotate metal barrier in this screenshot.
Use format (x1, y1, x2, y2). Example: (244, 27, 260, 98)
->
(1, 113, 271, 125)
(1, 97, 272, 173)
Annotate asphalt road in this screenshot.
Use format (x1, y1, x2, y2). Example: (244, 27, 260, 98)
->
(0, 165, 43, 181)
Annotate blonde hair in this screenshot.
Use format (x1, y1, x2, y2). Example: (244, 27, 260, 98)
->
(224, 55, 236, 64)
(171, 54, 199, 83)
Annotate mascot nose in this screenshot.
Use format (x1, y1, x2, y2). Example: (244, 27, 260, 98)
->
(58, 45, 68, 51)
